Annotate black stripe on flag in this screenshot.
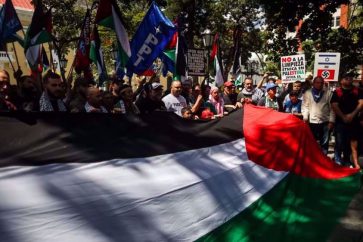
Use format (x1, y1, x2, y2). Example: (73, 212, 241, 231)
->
(0, 110, 243, 167)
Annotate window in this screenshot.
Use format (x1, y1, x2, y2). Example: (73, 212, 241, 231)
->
(335, 16, 340, 27)
(332, 16, 341, 28)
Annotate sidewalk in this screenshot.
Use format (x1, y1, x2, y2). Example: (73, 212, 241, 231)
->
(327, 136, 363, 242)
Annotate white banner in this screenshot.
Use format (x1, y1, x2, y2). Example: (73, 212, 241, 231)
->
(281, 54, 306, 83)
(313, 52, 340, 82)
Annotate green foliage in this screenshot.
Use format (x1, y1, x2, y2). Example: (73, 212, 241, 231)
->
(40, 0, 90, 54)
(258, 0, 363, 77)
(30, 0, 362, 79)
(301, 40, 315, 72)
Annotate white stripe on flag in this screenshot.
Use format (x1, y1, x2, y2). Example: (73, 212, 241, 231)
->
(0, 139, 287, 242)
(96, 48, 105, 75)
(215, 56, 224, 87)
(112, 6, 131, 57)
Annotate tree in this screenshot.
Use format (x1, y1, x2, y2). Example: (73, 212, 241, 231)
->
(258, 0, 363, 77)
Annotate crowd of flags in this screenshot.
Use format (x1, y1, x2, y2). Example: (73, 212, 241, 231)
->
(0, 0, 235, 87)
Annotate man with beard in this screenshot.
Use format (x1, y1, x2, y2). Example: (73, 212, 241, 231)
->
(237, 77, 264, 106)
(17, 75, 40, 111)
(39, 71, 67, 112)
(84, 87, 108, 113)
(68, 77, 92, 113)
(222, 81, 241, 112)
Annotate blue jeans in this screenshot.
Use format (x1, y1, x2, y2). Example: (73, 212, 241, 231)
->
(334, 122, 351, 165)
(309, 122, 331, 155)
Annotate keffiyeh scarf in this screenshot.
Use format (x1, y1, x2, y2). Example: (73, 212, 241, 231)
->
(39, 92, 67, 112)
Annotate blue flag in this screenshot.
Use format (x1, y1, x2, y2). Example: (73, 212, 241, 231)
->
(127, 2, 176, 75)
(0, 0, 23, 44)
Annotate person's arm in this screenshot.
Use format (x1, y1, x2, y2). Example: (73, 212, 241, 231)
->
(236, 92, 245, 106)
(327, 91, 335, 129)
(256, 73, 269, 89)
(331, 102, 347, 122)
(302, 92, 310, 122)
(257, 97, 265, 106)
(346, 99, 363, 123)
(191, 94, 203, 113)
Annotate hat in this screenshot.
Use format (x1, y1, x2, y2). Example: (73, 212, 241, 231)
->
(265, 83, 277, 91)
(200, 108, 214, 120)
(224, 81, 234, 87)
(151, 82, 163, 90)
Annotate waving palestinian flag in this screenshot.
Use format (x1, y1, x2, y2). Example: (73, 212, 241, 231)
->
(95, 0, 131, 68)
(24, 2, 52, 70)
(0, 105, 361, 242)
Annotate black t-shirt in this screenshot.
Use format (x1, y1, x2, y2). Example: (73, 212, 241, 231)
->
(222, 93, 237, 105)
(331, 87, 363, 122)
(136, 96, 166, 114)
(331, 87, 363, 113)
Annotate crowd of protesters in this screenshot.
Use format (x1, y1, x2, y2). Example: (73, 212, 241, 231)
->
(1, 68, 363, 168)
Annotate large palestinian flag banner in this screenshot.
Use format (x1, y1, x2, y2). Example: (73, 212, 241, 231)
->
(0, 105, 361, 242)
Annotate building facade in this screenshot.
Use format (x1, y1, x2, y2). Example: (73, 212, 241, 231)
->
(0, 0, 33, 84)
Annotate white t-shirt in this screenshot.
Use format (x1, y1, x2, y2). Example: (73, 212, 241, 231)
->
(162, 94, 187, 116)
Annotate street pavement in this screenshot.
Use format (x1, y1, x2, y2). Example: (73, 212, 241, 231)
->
(327, 135, 363, 242)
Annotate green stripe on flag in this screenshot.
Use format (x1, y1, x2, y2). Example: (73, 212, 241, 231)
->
(164, 49, 176, 62)
(98, 16, 114, 29)
(197, 173, 361, 242)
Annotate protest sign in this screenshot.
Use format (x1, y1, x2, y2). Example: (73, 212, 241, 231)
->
(187, 48, 205, 76)
(314, 52, 340, 82)
(281, 54, 305, 83)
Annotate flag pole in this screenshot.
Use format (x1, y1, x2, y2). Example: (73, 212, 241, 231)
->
(5, 50, 16, 73)
(48, 43, 55, 72)
(11, 42, 21, 71)
(66, 56, 76, 81)
(68, 1, 98, 82)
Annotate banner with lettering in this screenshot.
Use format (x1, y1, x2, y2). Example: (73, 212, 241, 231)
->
(187, 48, 205, 76)
(127, 2, 176, 75)
(280, 54, 306, 83)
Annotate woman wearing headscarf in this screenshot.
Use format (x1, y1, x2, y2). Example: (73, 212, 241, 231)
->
(207, 86, 224, 117)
